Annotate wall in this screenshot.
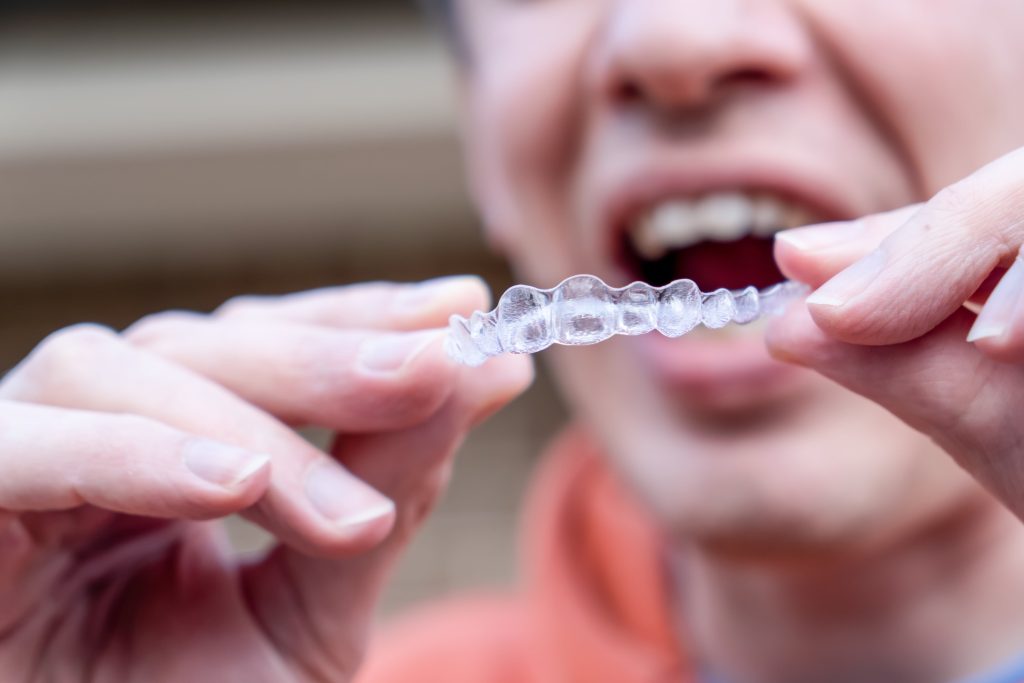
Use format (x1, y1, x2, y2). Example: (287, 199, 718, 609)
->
(1, 1, 567, 619)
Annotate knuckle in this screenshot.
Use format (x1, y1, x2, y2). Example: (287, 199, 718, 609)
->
(18, 324, 119, 391)
(124, 310, 205, 346)
(929, 181, 982, 222)
(924, 177, 1021, 257)
(47, 323, 118, 352)
(215, 294, 274, 319)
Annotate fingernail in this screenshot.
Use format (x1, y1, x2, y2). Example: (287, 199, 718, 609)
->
(183, 439, 271, 489)
(393, 276, 480, 315)
(968, 258, 1024, 342)
(776, 220, 864, 251)
(305, 460, 395, 528)
(357, 330, 441, 374)
(806, 249, 886, 308)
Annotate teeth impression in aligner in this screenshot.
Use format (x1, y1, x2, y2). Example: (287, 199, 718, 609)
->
(445, 275, 808, 367)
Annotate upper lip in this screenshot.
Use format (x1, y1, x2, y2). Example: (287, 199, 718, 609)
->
(597, 158, 860, 281)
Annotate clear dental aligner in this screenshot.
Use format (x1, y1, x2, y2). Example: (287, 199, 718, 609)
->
(445, 275, 809, 367)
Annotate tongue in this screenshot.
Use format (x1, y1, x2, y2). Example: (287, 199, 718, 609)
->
(674, 235, 784, 291)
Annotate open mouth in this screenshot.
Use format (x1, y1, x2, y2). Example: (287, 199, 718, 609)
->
(616, 191, 826, 291)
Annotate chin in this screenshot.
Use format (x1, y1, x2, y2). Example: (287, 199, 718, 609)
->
(653, 470, 879, 561)
(625, 422, 986, 567)
(663, 506, 885, 564)
(570, 368, 913, 561)
(649, 479, 916, 567)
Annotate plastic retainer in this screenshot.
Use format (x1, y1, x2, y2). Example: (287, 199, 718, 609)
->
(445, 275, 808, 367)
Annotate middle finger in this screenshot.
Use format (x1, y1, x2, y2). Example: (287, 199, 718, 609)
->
(127, 316, 457, 432)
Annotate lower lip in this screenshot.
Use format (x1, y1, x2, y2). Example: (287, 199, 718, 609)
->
(631, 326, 800, 400)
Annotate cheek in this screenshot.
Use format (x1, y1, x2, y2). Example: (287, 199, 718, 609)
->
(464, 5, 599, 279)
(805, 0, 1024, 193)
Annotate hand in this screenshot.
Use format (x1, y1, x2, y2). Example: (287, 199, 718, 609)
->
(0, 277, 532, 682)
(767, 146, 1024, 519)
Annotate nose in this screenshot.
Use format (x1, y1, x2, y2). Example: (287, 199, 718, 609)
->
(593, 0, 810, 112)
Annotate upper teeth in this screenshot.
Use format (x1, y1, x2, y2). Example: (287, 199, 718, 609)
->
(629, 191, 819, 260)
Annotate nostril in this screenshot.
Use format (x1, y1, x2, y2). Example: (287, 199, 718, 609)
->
(608, 66, 779, 112)
(713, 68, 776, 91)
(612, 80, 644, 105)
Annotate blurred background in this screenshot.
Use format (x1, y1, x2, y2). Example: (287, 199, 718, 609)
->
(1, 1, 566, 616)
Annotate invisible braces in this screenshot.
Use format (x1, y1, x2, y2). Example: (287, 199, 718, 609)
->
(445, 275, 808, 367)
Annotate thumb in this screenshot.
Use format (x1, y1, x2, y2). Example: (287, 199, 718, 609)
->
(239, 353, 534, 680)
(767, 303, 1024, 515)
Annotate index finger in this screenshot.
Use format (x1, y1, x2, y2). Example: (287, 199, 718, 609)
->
(775, 148, 1024, 346)
(774, 204, 922, 287)
(215, 275, 491, 331)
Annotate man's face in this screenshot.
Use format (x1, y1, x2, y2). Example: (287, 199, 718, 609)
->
(455, 0, 1024, 555)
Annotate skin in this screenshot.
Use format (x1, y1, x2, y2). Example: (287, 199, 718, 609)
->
(0, 281, 532, 681)
(5, 1, 1024, 682)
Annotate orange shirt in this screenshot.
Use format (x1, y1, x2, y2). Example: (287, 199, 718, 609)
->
(358, 429, 694, 683)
